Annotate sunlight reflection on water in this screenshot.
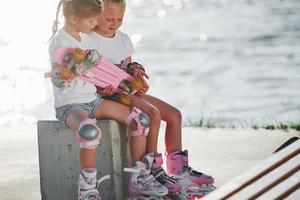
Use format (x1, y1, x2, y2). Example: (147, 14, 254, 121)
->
(0, 0, 299, 126)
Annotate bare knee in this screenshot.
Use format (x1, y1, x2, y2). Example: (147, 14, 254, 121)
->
(165, 107, 182, 124)
(147, 106, 161, 123)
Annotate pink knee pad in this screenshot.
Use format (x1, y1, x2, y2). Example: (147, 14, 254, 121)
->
(75, 118, 102, 149)
(125, 107, 149, 136)
(166, 150, 189, 175)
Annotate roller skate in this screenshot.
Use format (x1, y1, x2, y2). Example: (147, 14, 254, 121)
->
(143, 152, 181, 194)
(78, 168, 110, 200)
(166, 150, 214, 187)
(52, 47, 146, 106)
(165, 150, 216, 199)
(124, 161, 168, 199)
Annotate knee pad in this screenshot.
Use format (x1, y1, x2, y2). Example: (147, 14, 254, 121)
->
(125, 107, 150, 136)
(76, 118, 102, 149)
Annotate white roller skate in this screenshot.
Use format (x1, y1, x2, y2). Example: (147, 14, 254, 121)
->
(143, 152, 181, 193)
(124, 161, 168, 199)
(78, 168, 110, 200)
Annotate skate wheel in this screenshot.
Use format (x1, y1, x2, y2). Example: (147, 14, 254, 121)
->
(129, 79, 145, 90)
(119, 94, 131, 106)
(73, 48, 86, 63)
(59, 68, 73, 80)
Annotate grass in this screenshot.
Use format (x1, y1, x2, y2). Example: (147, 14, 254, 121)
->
(190, 119, 300, 131)
(261, 123, 300, 131)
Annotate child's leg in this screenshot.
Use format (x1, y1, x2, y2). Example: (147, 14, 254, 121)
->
(142, 94, 182, 153)
(65, 108, 104, 200)
(65, 109, 98, 169)
(128, 95, 161, 153)
(141, 95, 215, 188)
(93, 99, 148, 162)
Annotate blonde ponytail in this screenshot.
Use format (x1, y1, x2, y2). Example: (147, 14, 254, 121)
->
(49, 0, 64, 41)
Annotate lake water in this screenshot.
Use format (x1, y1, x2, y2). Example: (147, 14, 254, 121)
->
(0, 0, 299, 127)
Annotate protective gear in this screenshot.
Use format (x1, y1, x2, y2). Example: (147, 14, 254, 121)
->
(76, 118, 102, 149)
(125, 107, 150, 136)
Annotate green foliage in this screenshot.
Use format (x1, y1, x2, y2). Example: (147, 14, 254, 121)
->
(189, 118, 300, 131)
(290, 123, 300, 131)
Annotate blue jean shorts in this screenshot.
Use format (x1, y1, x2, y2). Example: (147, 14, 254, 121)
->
(55, 95, 104, 126)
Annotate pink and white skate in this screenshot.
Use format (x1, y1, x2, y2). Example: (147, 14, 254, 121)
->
(166, 150, 214, 187)
(54, 47, 145, 96)
(143, 152, 182, 193)
(78, 168, 110, 200)
(124, 161, 168, 199)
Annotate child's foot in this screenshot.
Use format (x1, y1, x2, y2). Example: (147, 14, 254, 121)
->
(78, 168, 110, 200)
(124, 161, 168, 198)
(166, 150, 214, 188)
(143, 152, 182, 193)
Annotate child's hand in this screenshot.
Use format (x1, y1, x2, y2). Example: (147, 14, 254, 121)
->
(138, 82, 149, 96)
(97, 85, 115, 96)
(133, 67, 149, 79)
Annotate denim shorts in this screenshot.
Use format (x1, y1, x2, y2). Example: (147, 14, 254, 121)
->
(55, 95, 104, 126)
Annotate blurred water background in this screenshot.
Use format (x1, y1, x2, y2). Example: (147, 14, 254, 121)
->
(0, 0, 299, 127)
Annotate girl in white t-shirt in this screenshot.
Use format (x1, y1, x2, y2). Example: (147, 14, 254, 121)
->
(90, 0, 215, 196)
(48, 0, 167, 199)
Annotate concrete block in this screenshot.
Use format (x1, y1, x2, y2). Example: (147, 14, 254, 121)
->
(37, 120, 129, 200)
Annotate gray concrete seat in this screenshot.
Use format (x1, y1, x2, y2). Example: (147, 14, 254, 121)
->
(37, 120, 129, 200)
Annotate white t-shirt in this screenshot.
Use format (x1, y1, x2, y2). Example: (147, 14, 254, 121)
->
(48, 29, 97, 108)
(89, 30, 134, 64)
